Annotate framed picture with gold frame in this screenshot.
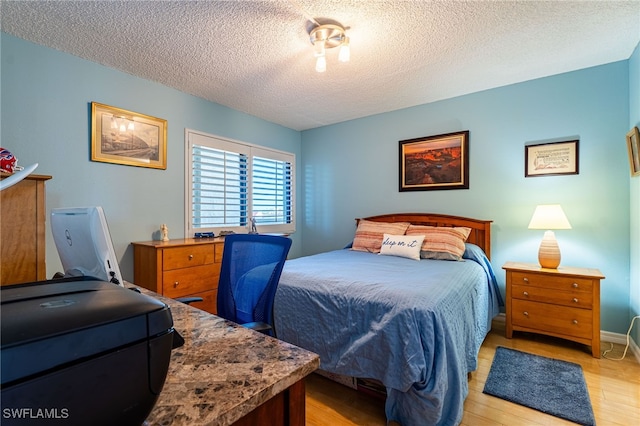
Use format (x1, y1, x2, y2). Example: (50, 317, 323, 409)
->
(627, 126, 640, 177)
(91, 102, 167, 169)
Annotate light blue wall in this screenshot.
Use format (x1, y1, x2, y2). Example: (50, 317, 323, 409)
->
(1, 34, 302, 280)
(629, 42, 640, 347)
(2, 32, 636, 336)
(300, 62, 632, 335)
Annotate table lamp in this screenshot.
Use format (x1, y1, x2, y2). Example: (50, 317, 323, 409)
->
(528, 204, 572, 269)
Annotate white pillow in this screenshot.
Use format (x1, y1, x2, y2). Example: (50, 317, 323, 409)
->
(379, 234, 425, 261)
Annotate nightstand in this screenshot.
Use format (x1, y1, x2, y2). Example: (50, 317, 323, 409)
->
(503, 261, 605, 358)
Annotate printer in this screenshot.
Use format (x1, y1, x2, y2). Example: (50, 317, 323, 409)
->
(1, 278, 176, 425)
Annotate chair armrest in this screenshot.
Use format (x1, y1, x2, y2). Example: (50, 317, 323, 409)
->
(175, 296, 204, 305)
(241, 321, 272, 333)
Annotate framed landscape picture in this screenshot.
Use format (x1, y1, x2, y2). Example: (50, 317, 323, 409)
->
(399, 130, 469, 191)
(91, 102, 167, 169)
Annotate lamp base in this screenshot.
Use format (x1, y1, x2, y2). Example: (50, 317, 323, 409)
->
(538, 230, 561, 269)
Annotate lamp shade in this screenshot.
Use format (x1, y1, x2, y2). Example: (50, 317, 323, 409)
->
(528, 204, 571, 230)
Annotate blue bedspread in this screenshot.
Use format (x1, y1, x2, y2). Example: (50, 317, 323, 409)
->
(274, 245, 500, 426)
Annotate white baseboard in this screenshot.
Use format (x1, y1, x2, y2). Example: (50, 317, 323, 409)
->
(492, 313, 640, 364)
(600, 330, 640, 364)
(492, 313, 506, 325)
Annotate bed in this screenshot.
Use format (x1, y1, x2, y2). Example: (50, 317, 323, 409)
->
(273, 213, 502, 426)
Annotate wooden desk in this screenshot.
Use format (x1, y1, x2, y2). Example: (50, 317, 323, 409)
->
(140, 287, 319, 426)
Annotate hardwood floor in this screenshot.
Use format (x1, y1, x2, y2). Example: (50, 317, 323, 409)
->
(305, 321, 640, 425)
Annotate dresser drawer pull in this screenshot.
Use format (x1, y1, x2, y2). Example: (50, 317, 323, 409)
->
(573, 319, 578, 325)
(572, 282, 578, 288)
(523, 291, 529, 297)
(188, 254, 194, 260)
(523, 311, 529, 317)
(174, 281, 179, 287)
(523, 277, 529, 283)
(573, 298, 579, 303)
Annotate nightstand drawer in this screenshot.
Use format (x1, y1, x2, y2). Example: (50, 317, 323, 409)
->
(511, 272, 592, 292)
(163, 245, 216, 270)
(511, 284, 592, 308)
(512, 299, 593, 339)
(163, 263, 219, 298)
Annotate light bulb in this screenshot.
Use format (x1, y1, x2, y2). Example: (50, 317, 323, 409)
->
(315, 55, 327, 72)
(339, 37, 350, 62)
(313, 40, 325, 57)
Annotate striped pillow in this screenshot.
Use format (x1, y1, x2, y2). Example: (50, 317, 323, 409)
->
(352, 220, 411, 253)
(405, 225, 471, 260)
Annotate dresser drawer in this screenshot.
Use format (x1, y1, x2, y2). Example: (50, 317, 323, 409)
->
(163, 263, 219, 298)
(163, 245, 216, 270)
(510, 272, 592, 292)
(511, 299, 593, 340)
(187, 289, 218, 315)
(511, 284, 592, 308)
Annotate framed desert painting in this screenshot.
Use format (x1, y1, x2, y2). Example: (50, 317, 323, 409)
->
(399, 130, 469, 191)
(91, 102, 167, 169)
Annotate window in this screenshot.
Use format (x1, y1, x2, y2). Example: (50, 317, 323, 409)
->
(185, 130, 295, 236)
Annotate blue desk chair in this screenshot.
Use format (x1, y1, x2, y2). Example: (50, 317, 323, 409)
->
(216, 233, 292, 337)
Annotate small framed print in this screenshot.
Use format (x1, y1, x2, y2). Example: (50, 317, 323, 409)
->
(91, 102, 167, 169)
(525, 140, 579, 177)
(626, 126, 640, 177)
(399, 130, 469, 191)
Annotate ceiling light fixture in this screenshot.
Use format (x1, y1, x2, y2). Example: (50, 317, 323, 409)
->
(309, 23, 350, 73)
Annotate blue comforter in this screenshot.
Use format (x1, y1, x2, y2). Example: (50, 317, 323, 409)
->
(274, 244, 500, 426)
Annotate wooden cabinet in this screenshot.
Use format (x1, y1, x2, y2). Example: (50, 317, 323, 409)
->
(232, 380, 305, 426)
(503, 261, 604, 358)
(1, 172, 52, 285)
(132, 238, 224, 314)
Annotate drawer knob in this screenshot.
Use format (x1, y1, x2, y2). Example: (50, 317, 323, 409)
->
(189, 254, 194, 260)
(523, 277, 529, 283)
(523, 291, 529, 297)
(523, 311, 529, 317)
(573, 298, 579, 303)
(573, 319, 578, 325)
(174, 281, 179, 287)
(572, 282, 578, 288)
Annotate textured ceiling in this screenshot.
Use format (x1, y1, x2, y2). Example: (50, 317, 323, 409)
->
(2, 1, 639, 131)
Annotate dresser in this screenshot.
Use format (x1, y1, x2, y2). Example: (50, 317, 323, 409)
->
(503, 261, 605, 358)
(0, 172, 52, 285)
(132, 238, 224, 314)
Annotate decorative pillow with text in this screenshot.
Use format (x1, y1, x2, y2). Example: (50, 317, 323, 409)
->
(379, 234, 425, 260)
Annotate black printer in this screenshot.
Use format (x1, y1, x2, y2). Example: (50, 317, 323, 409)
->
(1, 278, 176, 425)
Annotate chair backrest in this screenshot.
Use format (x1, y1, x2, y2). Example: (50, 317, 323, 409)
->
(216, 234, 292, 333)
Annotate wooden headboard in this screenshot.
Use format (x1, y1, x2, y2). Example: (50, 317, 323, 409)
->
(357, 213, 493, 260)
